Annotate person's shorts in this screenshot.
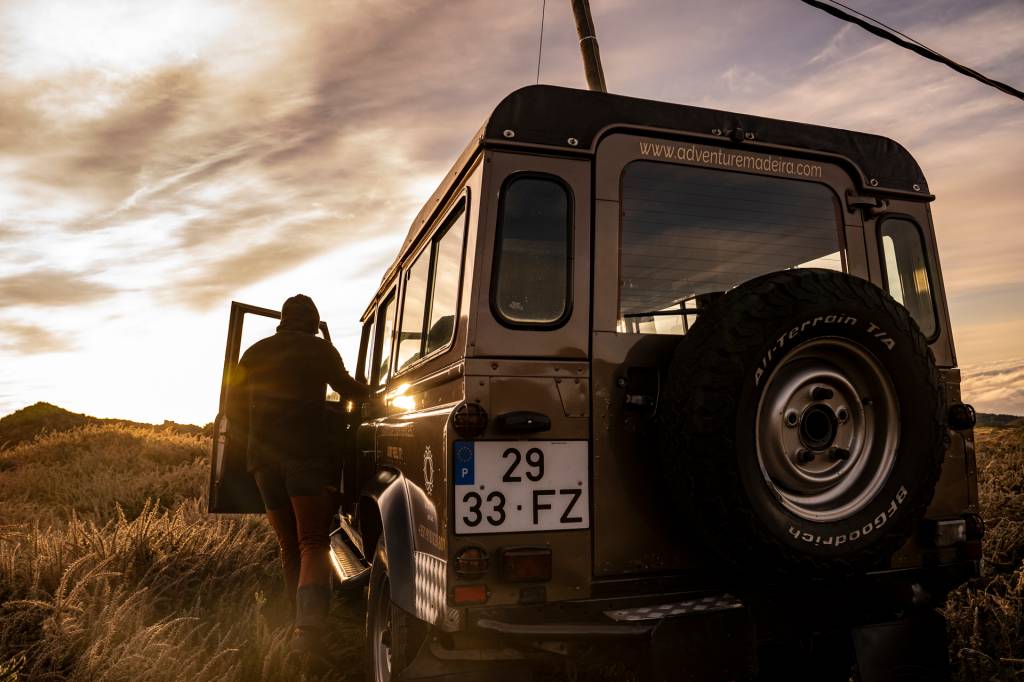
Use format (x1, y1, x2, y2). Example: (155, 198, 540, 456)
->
(253, 459, 334, 511)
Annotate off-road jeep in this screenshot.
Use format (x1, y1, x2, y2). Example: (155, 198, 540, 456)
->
(210, 85, 983, 681)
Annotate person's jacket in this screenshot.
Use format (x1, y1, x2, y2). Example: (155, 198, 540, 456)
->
(228, 296, 365, 471)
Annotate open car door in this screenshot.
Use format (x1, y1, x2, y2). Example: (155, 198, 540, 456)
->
(208, 301, 333, 513)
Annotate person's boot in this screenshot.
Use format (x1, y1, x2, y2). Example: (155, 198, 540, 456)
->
(292, 584, 331, 659)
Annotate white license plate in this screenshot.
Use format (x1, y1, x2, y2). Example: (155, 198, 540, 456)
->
(453, 441, 589, 534)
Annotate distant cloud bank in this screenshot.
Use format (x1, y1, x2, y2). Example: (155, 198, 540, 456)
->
(962, 358, 1024, 416)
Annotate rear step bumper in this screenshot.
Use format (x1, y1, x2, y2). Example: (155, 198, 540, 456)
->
(473, 592, 745, 639)
(415, 592, 756, 681)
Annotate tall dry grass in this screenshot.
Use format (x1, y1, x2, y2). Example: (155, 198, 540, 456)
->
(945, 425, 1024, 682)
(0, 425, 362, 681)
(0, 422, 1020, 680)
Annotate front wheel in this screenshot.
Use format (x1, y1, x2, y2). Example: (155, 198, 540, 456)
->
(365, 538, 427, 682)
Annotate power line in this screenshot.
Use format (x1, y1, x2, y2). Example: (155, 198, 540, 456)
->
(800, 0, 1024, 102)
(536, 0, 547, 84)
(825, 0, 933, 53)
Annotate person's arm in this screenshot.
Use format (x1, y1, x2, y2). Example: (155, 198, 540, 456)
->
(326, 344, 368, 400)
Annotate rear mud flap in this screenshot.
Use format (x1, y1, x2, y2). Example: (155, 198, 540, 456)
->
(853, 610, 950, 682)
(649, 607, 756, 682)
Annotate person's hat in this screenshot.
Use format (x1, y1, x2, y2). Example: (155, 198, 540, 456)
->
(278, 294, 320, 334)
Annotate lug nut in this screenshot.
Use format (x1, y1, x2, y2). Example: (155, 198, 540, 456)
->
(796, 449, 815, 464)
(785, 410, 799, 427)
(836, 407, 849, 423)
(829, 447, 851, 461)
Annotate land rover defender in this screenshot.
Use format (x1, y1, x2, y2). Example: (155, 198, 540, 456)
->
(210, 85, 983, 681)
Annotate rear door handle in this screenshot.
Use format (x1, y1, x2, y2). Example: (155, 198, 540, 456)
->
(495, 411, 551, 433)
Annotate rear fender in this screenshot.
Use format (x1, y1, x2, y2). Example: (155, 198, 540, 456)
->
(360, 469, 447, 626)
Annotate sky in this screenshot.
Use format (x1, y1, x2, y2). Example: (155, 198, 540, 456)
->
(1, 0, 1022, 425)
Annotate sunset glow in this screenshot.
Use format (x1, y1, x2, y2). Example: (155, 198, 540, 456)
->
(1, 0, 1022, 424)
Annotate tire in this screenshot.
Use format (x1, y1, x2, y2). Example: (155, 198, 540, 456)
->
(365, 538, 428, 682)
(660, 268, 946, 577)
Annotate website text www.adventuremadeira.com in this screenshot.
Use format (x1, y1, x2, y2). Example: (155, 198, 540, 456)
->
(639, 140, 824, 179)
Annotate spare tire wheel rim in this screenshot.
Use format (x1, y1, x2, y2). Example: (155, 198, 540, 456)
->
(755, 337, 899, 523)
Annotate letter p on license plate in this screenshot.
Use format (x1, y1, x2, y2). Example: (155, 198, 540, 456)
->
(454, 441, 590, 535)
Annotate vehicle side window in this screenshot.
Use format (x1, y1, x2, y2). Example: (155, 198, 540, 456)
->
(397, 252, 430, 371)
(879, 218, 937, 338)
(424, 216, 465, 355)
(492, 175, 571, 326)
(358, 316, 375, 384)
(396, 201, 468, 373)
(372, 291, 396, 387)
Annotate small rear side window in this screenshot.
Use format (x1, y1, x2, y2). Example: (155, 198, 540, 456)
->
(492, 175, 571, 326)
(879, 218, 937, 338)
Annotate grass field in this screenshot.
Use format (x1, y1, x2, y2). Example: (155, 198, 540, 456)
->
(0, 425, 361, 681)
(943, 426, 1024, 681)
(0, 421, 1021, 680)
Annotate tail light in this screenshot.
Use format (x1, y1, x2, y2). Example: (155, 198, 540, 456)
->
(926, 519, 967, 547)
(453, 402, 488, 438)
(454, 546, 489, 578)
(963, 513, 985, 540)
(452, 584, 489, 605)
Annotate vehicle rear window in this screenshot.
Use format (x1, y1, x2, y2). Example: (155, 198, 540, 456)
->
(492, 175, 571, 326)
(879, 218, 937, 338)
(618, 161, 843, 334)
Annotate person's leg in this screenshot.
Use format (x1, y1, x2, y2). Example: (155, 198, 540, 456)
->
(284, 461, 334, 639)
(253, 466, 301, 609)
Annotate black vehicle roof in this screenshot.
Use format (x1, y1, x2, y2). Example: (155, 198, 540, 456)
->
(486, 85, 928, 193)
(373, 85, 929, 310)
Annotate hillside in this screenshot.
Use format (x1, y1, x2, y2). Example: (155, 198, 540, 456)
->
(0, 402, 208, 450)
(975, 412, 1024, 428)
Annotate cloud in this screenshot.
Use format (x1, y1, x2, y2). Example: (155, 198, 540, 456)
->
(0, 269, 117, 307)
(962, 359, 1024, 416)
(0, 0, 542, 318)
(64, 67, 200, 190)
(0, 321, 76, 355)
(0, 0, 1021, 422)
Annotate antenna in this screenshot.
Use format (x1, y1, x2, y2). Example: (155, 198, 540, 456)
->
(568, 0, 607, 93)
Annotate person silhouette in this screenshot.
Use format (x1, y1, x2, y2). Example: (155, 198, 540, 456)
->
(231, 294, 366, 655)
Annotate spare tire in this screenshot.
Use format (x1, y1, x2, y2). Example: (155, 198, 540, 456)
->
(660, 269, 945, 576)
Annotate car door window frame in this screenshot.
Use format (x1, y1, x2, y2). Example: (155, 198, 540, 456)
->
(357, 315, 375, 385)
(370, 287, 397, 389)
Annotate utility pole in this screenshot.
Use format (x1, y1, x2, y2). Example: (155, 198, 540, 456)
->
(568, 0, 607, 93)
